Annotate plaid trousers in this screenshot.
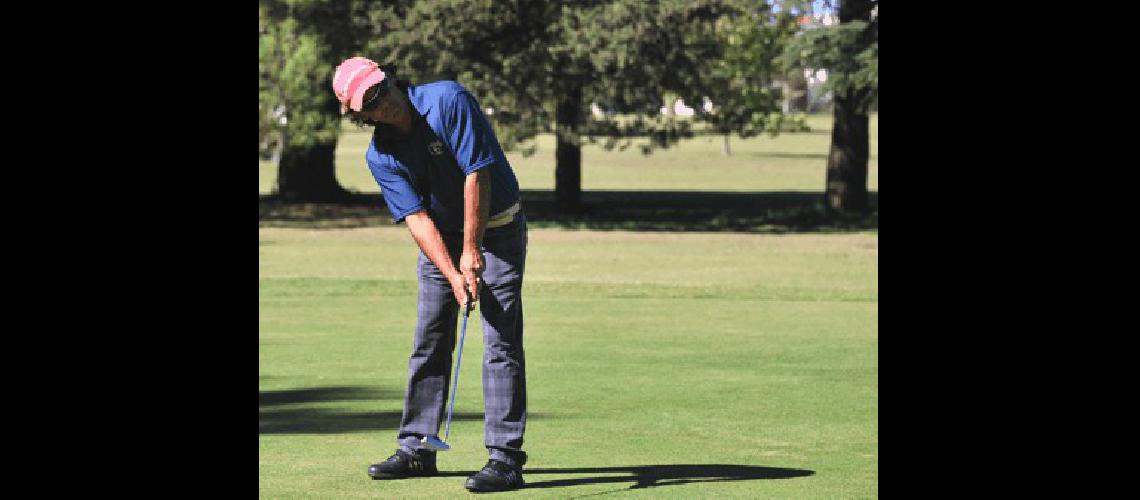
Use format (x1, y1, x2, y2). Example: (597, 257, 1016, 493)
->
(396, 214, 528, 468)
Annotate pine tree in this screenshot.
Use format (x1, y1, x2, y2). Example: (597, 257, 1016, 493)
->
(784, 0, 878, 213)
(259, 0, 384, 202)
(367, 0, 734, 212)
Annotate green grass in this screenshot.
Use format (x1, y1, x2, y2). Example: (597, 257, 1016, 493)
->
(259, 113, 878, 195)
(260, 227, 878, 498)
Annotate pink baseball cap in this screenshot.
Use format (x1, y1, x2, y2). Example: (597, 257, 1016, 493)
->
(332, 56, 387, 114)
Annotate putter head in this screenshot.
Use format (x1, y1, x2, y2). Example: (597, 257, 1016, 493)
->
(420, 435, 451, 451)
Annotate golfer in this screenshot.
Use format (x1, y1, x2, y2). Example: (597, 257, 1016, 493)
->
(332, 56, 528, 492)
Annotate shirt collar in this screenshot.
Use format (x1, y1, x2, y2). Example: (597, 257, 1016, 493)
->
(407, 83, 434, 117)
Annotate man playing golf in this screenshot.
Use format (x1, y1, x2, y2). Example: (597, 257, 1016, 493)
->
(332, 56, 528, 493)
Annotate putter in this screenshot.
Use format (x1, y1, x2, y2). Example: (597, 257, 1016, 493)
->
(420, 295, 474, 451)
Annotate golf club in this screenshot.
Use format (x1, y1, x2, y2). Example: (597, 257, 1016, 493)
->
(420, 294, 474, 451)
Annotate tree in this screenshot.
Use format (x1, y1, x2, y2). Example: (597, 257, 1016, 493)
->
(697, 1, 801, 156)
(367, 0, 732, 212)
(259, 1, 384, 202)
(784, 0, 878, 213)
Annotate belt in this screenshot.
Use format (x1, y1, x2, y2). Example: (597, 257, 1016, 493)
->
(487, 201, 521, 229)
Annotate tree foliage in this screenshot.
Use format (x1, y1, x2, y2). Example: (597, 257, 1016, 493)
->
(363, 0, 733, 155)
(694, 0, 806, 155)
(782, 0, 878, 112)
(259, 0, 391, 199)
(260, 2, 337, 149)
(257, 0, 868, 207)
(710, 3, 791, 128)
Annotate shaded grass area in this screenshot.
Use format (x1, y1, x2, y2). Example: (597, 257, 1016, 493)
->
(258, 386, 415, 435)
(259, 190, 877, 233)
(261, 408, 481, 435)
(260, 386, 399, 406)
(258, 384, 547, 435)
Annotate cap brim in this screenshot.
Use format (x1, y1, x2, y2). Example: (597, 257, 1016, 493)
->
(348, 70, 387, 112)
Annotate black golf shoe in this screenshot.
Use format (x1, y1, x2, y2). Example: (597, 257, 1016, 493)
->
(368, 449, 438, 479)
(464, 459, 524, 492)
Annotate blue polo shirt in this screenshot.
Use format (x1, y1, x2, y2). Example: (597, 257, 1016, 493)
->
(365, 81, 520, 233)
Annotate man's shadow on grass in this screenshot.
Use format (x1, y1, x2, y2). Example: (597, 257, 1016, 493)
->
(436, 464, 813, 493)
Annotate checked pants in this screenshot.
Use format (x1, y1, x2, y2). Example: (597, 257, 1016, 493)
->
(396, 214, 528, 468)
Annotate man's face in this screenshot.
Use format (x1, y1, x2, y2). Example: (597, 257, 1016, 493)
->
(354, 78, 405, 124)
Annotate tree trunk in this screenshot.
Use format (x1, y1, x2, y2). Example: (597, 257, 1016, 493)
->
(555, 87, 582, 213)
(825, 92, 869, 213)
(825, 0, 874, 214)
(782, 80, 791, 113)
(276, 140, 350, 203)
(722, 134, 732, 156)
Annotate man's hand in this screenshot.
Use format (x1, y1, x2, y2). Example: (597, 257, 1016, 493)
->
(459, 247, 484, 306)
(405, 210, 476, 309)
(446, 270, 474, 310)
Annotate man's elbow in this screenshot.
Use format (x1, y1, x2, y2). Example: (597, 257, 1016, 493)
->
(404, 209, 429, 229)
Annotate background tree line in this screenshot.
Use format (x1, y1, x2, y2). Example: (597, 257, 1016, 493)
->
(259, 0, 877, 213)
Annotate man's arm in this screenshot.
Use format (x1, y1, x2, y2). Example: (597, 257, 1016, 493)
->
(459, 169, 491, 302)
(405, 210, 472, 308)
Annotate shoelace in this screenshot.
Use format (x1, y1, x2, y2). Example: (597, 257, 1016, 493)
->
(482, 461, 520, 483)
(389, 451, 429, 471)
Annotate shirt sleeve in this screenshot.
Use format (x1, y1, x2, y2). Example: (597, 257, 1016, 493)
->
(444, 90, 502, 175)
(367, 149, 424, 223)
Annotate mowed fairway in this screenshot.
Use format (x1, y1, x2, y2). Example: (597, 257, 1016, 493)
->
(259, 227, 878, 498)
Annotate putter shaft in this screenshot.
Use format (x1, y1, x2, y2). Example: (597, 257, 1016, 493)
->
(443, 300, 472, 442)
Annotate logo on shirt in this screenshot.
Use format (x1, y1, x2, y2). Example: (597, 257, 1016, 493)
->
(428, 140, 445, 156)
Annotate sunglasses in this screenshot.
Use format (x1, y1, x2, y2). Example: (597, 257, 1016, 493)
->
(359, 78, 392, 112)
